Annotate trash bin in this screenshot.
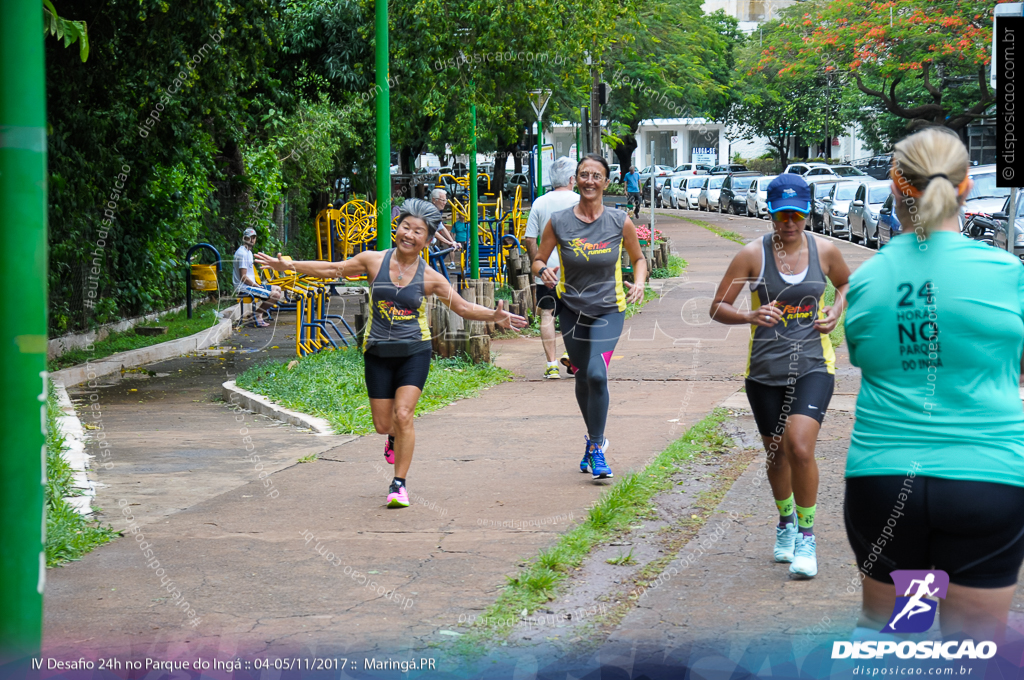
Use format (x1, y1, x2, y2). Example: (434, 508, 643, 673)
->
(190, 263, 218, 291)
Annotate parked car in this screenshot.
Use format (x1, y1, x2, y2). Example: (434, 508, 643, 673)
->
(847, 179, 893, 248)
(822, 180, 862, 237)
(718, 172, 762, 215)
(683, 176, 707, 209)
(504, 172, 530, 196)
(661, 175, 688, 209)
(640, 165, 675, 205)
(698, 175, 726, 211)
(807, 177, 839, 233)
(668, 162, 708, 177)
(804, 165, 868, 178)
(877, 193, 901, 246)
(745, 175, 778, 219)
(609, 164, 622, 183)
(992, 195, 1024, 261)
(710, 163, 747, 175)
(783, 162, 831, 176)
(963, 165, 1008, 217)
(850, 155, 893, 180)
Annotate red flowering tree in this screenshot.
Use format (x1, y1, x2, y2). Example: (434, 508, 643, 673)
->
(757, 0, 996, 134)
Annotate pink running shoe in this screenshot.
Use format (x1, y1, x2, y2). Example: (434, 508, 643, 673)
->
(384, 436, 395, 465)
(386, 483, 409, 508)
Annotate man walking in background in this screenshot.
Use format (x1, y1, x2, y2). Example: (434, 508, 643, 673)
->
(624, 166, 642, 219)
(524, 156, 579, 379)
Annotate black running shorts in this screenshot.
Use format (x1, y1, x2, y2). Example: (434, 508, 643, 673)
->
(364, 349, 432, 400)
(845, 475, 1024, 588)
(534, 282, 558, 311)
(744, 372, 834, 437)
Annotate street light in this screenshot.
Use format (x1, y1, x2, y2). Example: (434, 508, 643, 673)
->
(529, 89, 551, 198)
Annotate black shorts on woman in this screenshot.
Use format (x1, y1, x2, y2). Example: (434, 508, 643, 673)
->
(363, 248, 433, 400)
(745, 233, 836, 434)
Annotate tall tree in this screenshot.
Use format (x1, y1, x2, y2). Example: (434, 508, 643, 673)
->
(762, 0, 993, 134)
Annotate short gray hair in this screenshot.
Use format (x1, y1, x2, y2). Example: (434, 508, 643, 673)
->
(396, 198, 442, 237)
(430, 188, 447, 201)
(549, 156, 577, 189)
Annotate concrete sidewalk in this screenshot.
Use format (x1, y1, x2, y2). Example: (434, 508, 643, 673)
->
(43, 212, 875, 665)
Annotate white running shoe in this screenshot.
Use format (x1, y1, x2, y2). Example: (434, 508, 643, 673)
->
(790, 533, 818, 578)
(774, 522, 798, 563)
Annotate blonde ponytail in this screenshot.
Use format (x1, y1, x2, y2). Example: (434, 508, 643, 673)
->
(890, 128, 969, 238)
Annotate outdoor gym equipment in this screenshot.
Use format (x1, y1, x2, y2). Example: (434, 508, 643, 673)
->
(185, 243, 222, 319)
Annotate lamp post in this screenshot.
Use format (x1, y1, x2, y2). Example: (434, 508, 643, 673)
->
(530, 90, 551, 198)
(1, 0, 46, 657)
(374, 0, 391, 249)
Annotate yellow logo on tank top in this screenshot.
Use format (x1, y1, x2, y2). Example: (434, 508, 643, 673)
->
(377, 299, 417, 323)
(778, 302, 815, 327)
(568, 237, 614, 261)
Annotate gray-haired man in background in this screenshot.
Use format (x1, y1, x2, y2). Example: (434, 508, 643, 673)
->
(524, 156, 579, 379)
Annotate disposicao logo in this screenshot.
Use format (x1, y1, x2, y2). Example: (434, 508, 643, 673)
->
(831, 570, 997, 660)
(782, 188, 797, 198)
(885, 570, 948, 633)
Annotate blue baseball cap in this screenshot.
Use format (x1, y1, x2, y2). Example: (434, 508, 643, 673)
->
(766, 174, 811, 214)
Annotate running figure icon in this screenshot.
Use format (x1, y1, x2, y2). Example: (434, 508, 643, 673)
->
(885, 573, 939, 631)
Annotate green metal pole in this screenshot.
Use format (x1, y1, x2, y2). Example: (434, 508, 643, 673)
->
(0, 0, 46, 659)
(470, 103, 479, 279)
(374, 0, 391, 250)
(536, 120, 544, 198)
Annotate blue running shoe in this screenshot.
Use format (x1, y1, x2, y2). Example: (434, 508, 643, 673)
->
(580, 437, 592, 473)
(589, 438, 613, 480)
(790, 533, 818, 578)
(774, 522, 798, 563)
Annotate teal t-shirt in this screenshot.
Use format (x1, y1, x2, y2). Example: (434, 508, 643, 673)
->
(845, 231, 1024, 487)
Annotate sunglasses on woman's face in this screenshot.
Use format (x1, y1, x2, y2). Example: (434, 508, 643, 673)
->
(577, 172, 605, 182)
(772, 210, 808, 222)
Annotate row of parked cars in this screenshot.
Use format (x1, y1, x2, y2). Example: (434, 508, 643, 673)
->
(660, 161, 1009, 253)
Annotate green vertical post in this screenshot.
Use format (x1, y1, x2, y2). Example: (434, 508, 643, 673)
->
(0, 0, 47, 658)
(470, 103, 479, 279)
(536, 121, 544, 198)
(374, 0, 391, 250)
(576, 123, 581, 162)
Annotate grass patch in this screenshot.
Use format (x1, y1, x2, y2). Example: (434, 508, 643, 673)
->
(48, 302, 222, 372)
(683, 217, 746, 244)
(453, 409, 732, 651)
(236, 348, 512, 435)
(650, 254, 687, 279)
(823, 280, 846, 348)
(46, 381, 118, 566)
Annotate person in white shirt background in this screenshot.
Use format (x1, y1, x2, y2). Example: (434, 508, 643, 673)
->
(524, 156, 580, 379)
(233, 228, 284, 327)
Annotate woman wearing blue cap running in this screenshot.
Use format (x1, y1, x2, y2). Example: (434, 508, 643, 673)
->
(710, 173, 852, 579)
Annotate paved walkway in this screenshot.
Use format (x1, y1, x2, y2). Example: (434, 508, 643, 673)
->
(45, 211, 880, 668)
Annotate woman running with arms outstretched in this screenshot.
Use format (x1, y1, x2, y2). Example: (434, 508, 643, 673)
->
(710, 174, 851, 579)
(257, 199, 527, 507)
(533, 154, 648, 480)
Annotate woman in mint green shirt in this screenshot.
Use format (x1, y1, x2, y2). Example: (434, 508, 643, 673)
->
(843, 128, 1024, 643)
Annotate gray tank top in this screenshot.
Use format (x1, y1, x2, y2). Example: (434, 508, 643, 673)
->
(746, 234, 835, 385)
(549, 206, 627, 316)
(364, 249, 431, 356)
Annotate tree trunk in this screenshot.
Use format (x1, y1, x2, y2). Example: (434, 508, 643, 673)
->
(613, 137, 637, 173)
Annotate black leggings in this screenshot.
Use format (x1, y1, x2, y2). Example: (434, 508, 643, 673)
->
(559, 308, 625, 443)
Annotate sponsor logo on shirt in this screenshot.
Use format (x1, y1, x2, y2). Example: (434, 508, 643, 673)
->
(377, 300, 417, 323)
(567, 237, 614, 261)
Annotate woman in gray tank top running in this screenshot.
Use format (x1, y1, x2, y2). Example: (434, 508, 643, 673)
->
(533, 154, 649, 481)
(257, 199, 527, 508)
(710, 174, 852, 580)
